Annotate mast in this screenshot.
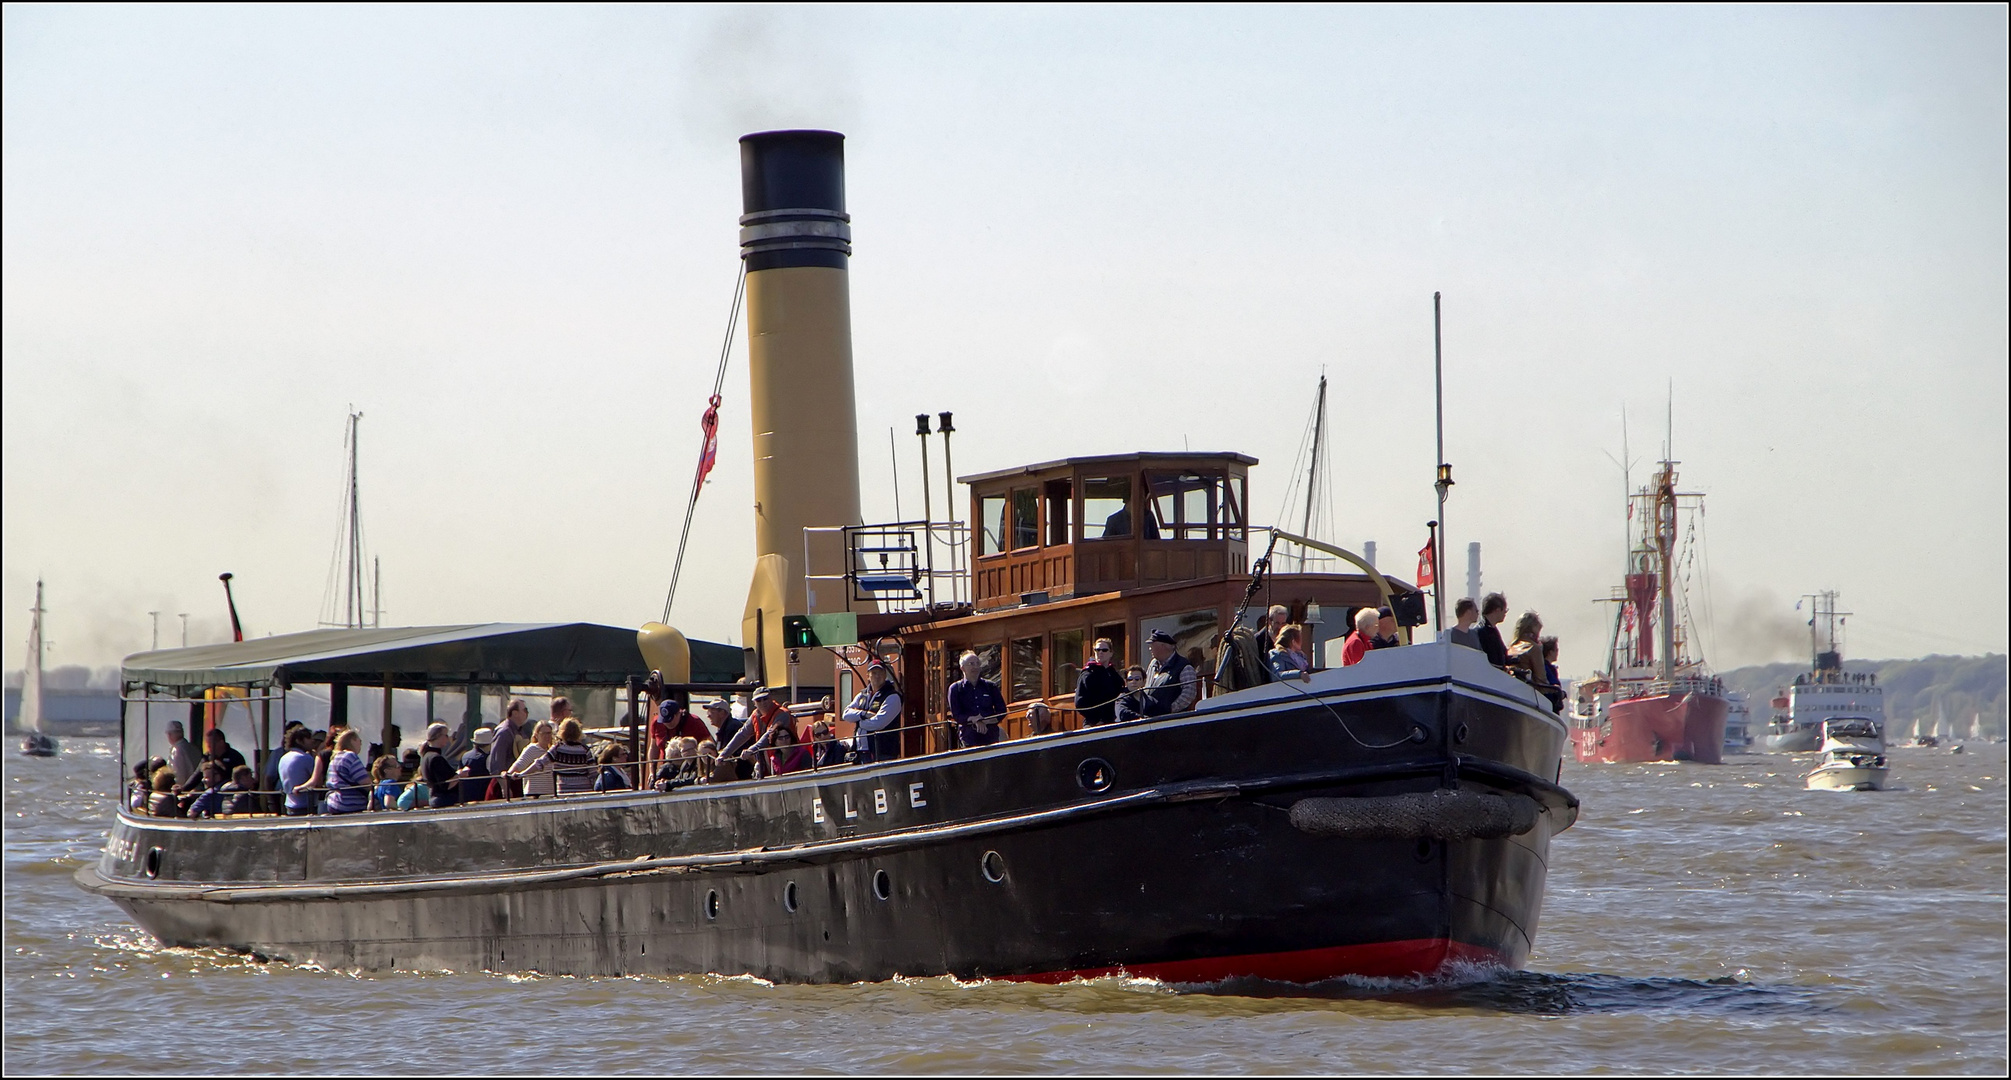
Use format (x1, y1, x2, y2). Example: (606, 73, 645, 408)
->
(344, 409, 365, 629)
(22, 579, 45, 735)
(1431, 293, 1448, 632)
(1605, 410, 1631, 679)
(1656, 460, 1677, 680)
(1299, 374, 1327, 572)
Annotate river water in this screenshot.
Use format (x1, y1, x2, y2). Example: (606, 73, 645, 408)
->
(6, 739, 2006, 1074)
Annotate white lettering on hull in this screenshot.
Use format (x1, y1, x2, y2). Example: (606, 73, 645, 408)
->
(815, 782, 928, 823)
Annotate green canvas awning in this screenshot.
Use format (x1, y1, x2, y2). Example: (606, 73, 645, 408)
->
(122, 623, 745, 690)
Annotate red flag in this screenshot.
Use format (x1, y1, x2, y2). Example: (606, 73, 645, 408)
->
(1416, 538, 1436, 588)
(694, 394, 721, 487)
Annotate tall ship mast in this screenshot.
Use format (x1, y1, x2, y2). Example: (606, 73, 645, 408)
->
(1760, 590, 1883, 753)
(1569, 448, 1729, 763)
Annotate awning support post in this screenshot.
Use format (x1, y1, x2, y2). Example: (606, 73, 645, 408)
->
(625, 675, 642, 790)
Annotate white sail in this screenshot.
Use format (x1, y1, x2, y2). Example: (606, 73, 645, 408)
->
(21, 579, 45, 734)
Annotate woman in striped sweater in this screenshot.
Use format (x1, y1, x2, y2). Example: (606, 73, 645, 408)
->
(548, 719, 598, 796)
(324, 730, 372, 815)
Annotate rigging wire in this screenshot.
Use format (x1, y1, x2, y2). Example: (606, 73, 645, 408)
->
(661, 264, 749, 624)
(317, 410, 367, 628)
(1268, 376, 1336, 573)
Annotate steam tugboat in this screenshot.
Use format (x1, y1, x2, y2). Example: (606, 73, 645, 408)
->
(77, 130, 1577, 984)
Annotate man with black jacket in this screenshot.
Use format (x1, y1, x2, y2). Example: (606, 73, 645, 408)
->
(1073, 638, 1126, 726)
(419, 723, 460, 808)
(1476, 592, 1512, 669)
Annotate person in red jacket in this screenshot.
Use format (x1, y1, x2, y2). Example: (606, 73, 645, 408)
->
(646, 674, 713, 768)
(1340, 607, 1378, 667)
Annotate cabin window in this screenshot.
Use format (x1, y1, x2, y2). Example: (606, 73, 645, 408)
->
(1010, 488, 1039, 550)
(978, 494, 1007, 557)
(968, 642, 1002, 684)
(1082, 476, 1133, 540)
(1045, 479, 1072, 547)
(1140, 608, 1221, 678)
(1096, 622, 1128, 668)
(1009, 637, 1043, 702)
(1224, 475, 1246, 541)
(1051, 630, 1084, 697)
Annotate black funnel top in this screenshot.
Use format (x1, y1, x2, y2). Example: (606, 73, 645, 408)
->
(739, 130, 850, 271)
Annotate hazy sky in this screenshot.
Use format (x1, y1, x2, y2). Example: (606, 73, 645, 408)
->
(4, 5, 2006, 677)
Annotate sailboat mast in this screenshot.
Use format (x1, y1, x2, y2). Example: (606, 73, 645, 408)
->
(346, 410, 364, 629)
(1299, 375, 1327, 572)
(23, 579, 45, 734)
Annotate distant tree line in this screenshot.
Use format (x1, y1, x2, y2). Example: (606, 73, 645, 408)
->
(3, 665, 121, 691)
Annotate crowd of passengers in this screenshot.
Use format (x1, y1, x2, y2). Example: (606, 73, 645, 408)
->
(1252, 591, 1564, 712)
(128, 673, 900, 818)
(130, 597, 1565, 817)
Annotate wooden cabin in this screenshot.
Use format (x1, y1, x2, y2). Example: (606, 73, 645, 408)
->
(829, 452, 1423, 756)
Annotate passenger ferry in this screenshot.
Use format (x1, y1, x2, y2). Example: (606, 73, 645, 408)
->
(1761, 591, 1884, 753)
(77, 130, 1577, 984)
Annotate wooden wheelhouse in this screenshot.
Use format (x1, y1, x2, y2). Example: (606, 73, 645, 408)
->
(828, 452, 1422, 755)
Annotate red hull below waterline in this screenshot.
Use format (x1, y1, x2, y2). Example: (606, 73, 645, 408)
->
(1574, 691, 1729, 764)
(1006, 938, 1507, 985)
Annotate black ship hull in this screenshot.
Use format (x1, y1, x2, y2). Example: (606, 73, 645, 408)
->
(79, 646, 1575, 984)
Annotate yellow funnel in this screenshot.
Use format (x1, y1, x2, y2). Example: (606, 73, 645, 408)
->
(742, 553, 789, 688)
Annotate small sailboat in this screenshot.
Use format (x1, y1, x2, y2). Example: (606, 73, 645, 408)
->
(18, 579, 58, 757)
(1805, 715, 1886, 791)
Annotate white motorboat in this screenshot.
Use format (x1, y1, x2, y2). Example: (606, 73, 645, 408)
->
(1805, 715, 1887, 791)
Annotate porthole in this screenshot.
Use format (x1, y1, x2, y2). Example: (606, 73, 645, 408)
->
(144, 848, 162, 880)
(784, 881, 799, 913)
(981, 850, 1006, 884)
(1077, 758, 1115, 794)
(873, 869, 891, 901)
(705, 889, 720, 920)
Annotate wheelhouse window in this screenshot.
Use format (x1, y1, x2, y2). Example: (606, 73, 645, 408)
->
(1010, 488, 1039, 550)
(978, 494, 1007, 557)
(1083, 476, 1133, 540)
(1146, 471, 1243, 541)
(1045, 479, 1072, 547)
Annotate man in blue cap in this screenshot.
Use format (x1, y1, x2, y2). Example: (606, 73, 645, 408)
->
(1141, 629, 1199, 717)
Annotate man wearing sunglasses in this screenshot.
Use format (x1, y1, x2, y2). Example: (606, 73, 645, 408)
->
(1073, 637, 1126, 726)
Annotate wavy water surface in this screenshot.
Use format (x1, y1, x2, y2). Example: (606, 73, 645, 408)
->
(5, 740, 2005, 1073)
